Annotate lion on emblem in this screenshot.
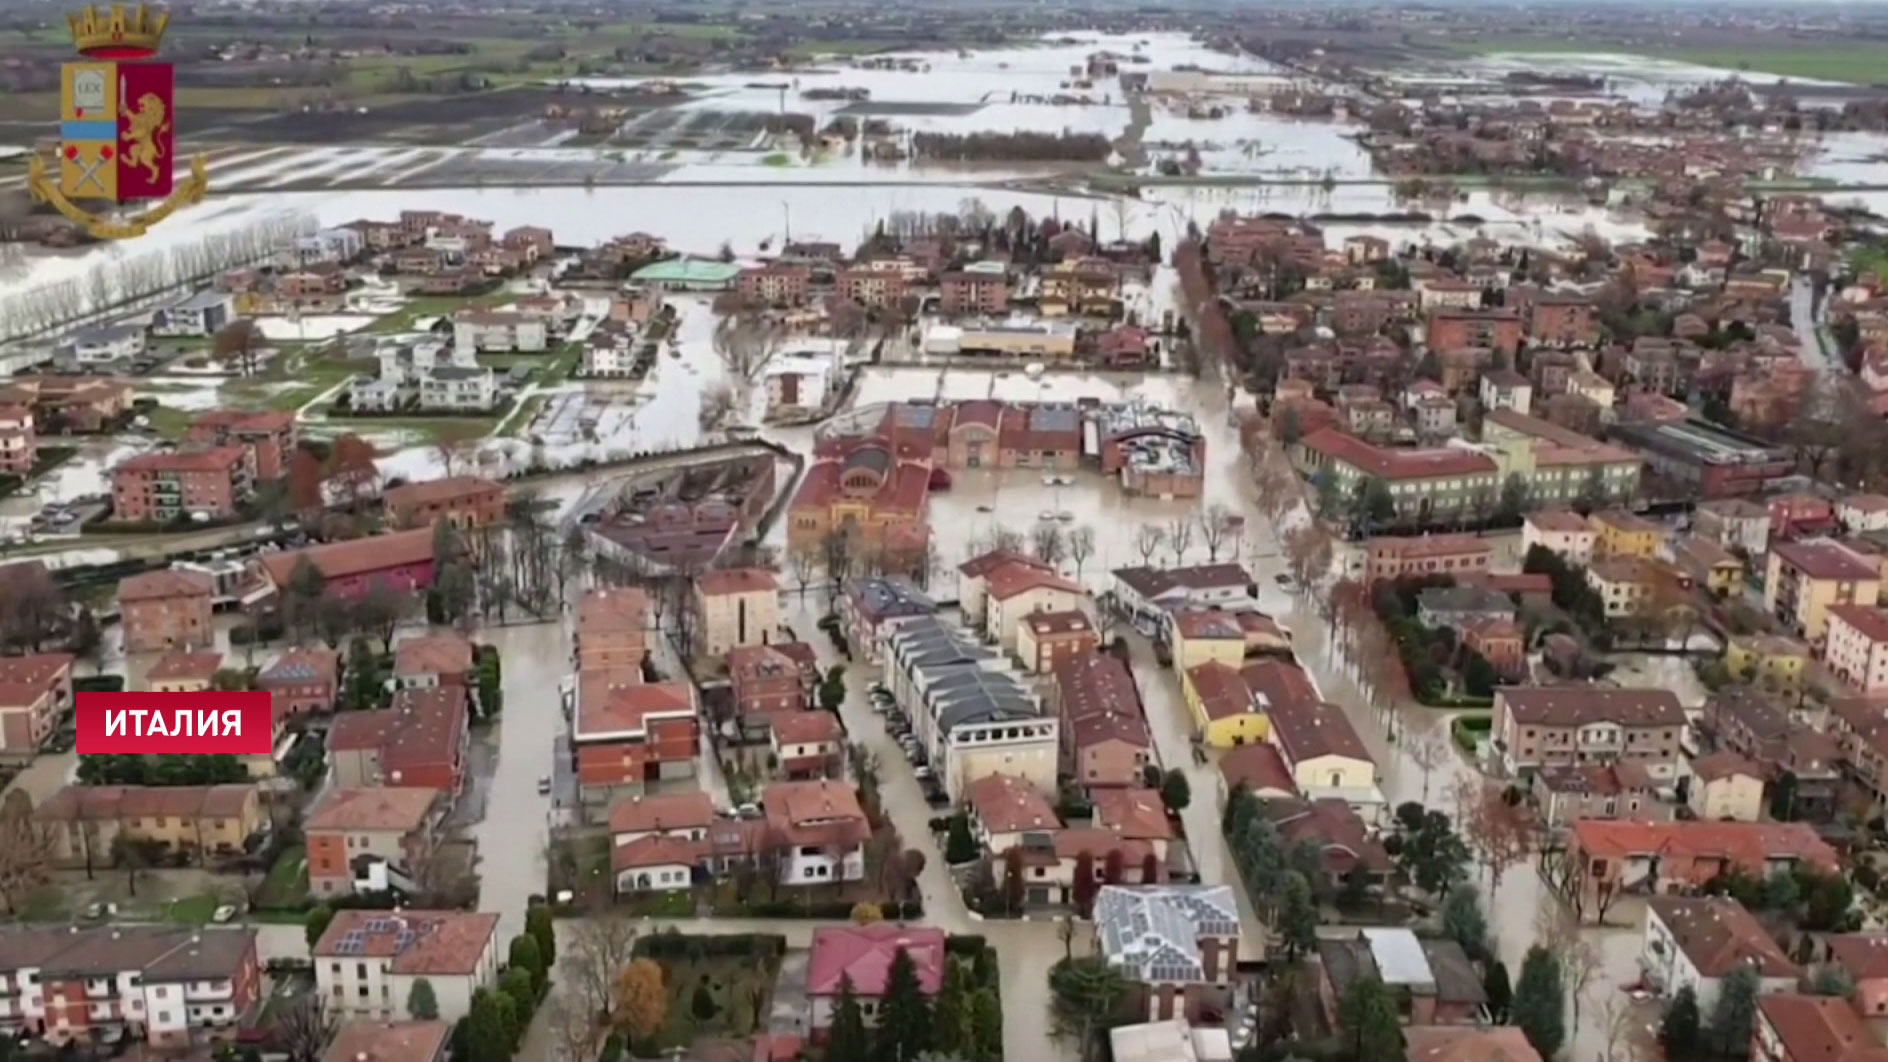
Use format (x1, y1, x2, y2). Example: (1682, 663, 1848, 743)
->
(119, 91, 169, 183)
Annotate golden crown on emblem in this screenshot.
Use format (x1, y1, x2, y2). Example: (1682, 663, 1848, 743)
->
(66, 3, 170, 58)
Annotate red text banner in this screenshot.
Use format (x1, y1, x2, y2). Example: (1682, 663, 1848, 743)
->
(77, 691, 273, 754)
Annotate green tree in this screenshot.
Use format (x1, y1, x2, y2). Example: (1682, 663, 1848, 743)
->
(1232, 814, 1286, 919)
(931, 961, 973, 1058)
(1659, 985, 1702, 1061)
(1768, 770, 1800, 821)
(1461, 650, 1499, 698)
(1159, 770, 1191, 812)
(465, 990, 511, 1062)
(1707, 964, 1760, 1058)
(1440, 883, 1490, 962)
(827, 974, 871, 1062)
(1048, 956, 1132, 1061)
(490, 990, 520, 1053)
(1277, 871, 1319, 961)
(508, 933, 544, 994)
(526, 904, 556, 968)
(1335, 973, 1404, 1062)
(1512, 946, 1566, 1059)
(1496, 473, 1532, 522)
(1813, 965, 1856, 997)
(945, 814, 979, 864)
(1482, 961, 1512, 1024)
(966, 987, 1002, 1062)
(343, 636, 382, 711)
(1398, 810, 1471, 896)
(406, 978, 439, 1020)
(304, 903, 333, 949)
(500, 967, 535, 1031)
(1347, 477, 1396, 532)
(875, 946, 934, 1062)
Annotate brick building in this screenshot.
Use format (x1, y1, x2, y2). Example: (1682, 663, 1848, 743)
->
(110, 446, 253, 523)
(117, 568, 215, 653)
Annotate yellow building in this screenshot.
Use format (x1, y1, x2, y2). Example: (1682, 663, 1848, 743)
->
(144, 649, 223, 693)
(1171, 610, 1247, 673)
(1688, 753, 1766, 822)
(33, 783, 262, 865)
(1268, 697, 1378, 793)
(1765, 539, 1884, 645)
(1723, 633, 1809, 694)
(1182, 661, 1269, 748)
(1670, 535, 1744, 597)
(1590, 509, 1665, 560)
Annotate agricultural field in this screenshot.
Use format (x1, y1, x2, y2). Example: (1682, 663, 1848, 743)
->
(1440, 37, 1888, 83)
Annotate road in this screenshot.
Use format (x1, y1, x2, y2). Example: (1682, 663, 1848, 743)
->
(1792, 276, 1837, 376)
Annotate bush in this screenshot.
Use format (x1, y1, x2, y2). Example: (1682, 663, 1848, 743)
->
(1451, 715, 1493, 753)
(73, 675, 125, 693)
(635, 930, 786, 960)
(230, 621, 285, 646)
(736, 899, 923, 920)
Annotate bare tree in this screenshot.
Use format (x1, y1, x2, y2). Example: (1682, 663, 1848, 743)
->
(1536, 897, 1604, 1034)
(1452, 776, 1535, 894)
(1067, 525, 1097, 583)
(1282, 523, 1333, 592)
(1404, 724, 1449, 805)
(698, 382, 737, 434)
(966, 526, 1024, 557)
(788, 546, 820, 599)
(1133, 523, 1165, 566)
(1031, 522, 1067, 568)
(276, 993, 335, 1062)
(545, 996, 607, 1062)
(1197, 503, 1239, 562)
(1166, 516, 1195, 566)
(562, 907, 640, 1027)
(0, 790, 54, 914)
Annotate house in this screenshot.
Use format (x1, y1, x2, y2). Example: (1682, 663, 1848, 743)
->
(1840, 495, 1888, 535)
(1218, 743, 1298, 803)
(1053, 653, 1153, 790)
(253, 529, 436, 601)
(958, 550, 1049, 626)
(1495, 686, 1686, 780)
(305, 787, 444, 898)
(328, 687, 470, 795)
(185, 410, 296, 481)
(1414, 586, 1516, 629)
(1111, 564, 1253, 624)
(417, 367, 498, 413)
(1689, 752, 1767, 822)
(1017, 610, 1099, 674)
(1170, 609, 1249, 673)
(1266, 696, 1380, 809)
(1523, 510, 1597, 566)
(1767, 540, 1884, 645)
(117, 569, 215, 653)
(1095, 885, 1242, 1021)
(762, 350, 843, 421)
(150, 291, 233, 337)
(1821, 935, 1888, 1017)
(1360, 536, 1491, 585)
(451, 311, 547, 355)
(0, 652, 75, 758)
(611, 834, 704, 895)
(1555, 821, 1839, 917)
(34, 784, 260, 865)
(759, 779, 870, 886)
(1319, 929, 1486, 1027)
(1092, 787, 1174, 861)
(1264, 799, 1393, 889)
(964, 772, 1062, 854)
(321, 1021, 451, 1062)
(1590, 509, 1665, 560)
(568, 675, 699, 817)
(1530, 764, 1665, 828)
(1825, 606, 1888, 694)
(111, 445, 253, 523)
(1672, 535, 1745, 597)
(805, 924, 946, 1041)
(980, 561, 1086, 653)
(1182, 661, 1269, 749)
(1725, 633, 1811, 694)
(574, 588, 649, 671)
(145, 650, 222, 693)
(1402, 1029, 1543, 1062)
(1640, 897, 1800, 1014)
(258, 646, 341, 716)
(608, 791, 715, 847)
(1478, 370, 1533, 415)
(394, 633, 475, 690)
(694, 568, 781, 658)
(0, 924, 260, 1047)
(770, 710, 845, 780)
(1695, 498, 1773, 555)
(1751, 994, 1888, 1062)
(1462, 618, 1526, 681)
(1587, 557, 1656, 619)
(313, 910, 500, 1024)
(383, 477, 505, 531)
(69, 323, 145, 363)
(727, 644, 817, 728)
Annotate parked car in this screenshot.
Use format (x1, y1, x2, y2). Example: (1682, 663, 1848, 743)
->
(537, 776, 552, 795)
(211, 905, 237, 923)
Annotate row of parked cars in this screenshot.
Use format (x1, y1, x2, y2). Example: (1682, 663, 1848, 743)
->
(869, 682, 950, 808)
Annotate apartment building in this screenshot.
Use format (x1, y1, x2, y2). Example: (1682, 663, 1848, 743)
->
(393, 633, 475, 690)
(258, 647, 342, 716)
(327, 688, 469, 795)
(1590, 509, 1665, 560)
(1358, 535, 1492, 585)
(314, 910, 500, 1024)
(34, 784, 261, 865)
(1826, 605, 1888, 694)
(694, 568, 782, 658)
(450, 311, 547, 355)
(0, 652, 75, 759)
(1766, 539, 1883, 645)
(884, 615, 1058, 799)
(0, 402, 36, 474)
(117, 569, 215, 653)
(110, 446, 253, 523)
(568, 674, 699, 818)
(1052, 653, 1152, 790)
(382, 477, 505, 531)
(1639, 897, 1799, 1016)
(0, 925, 260, 1047)
(574, 587, 649, 671)
(1523, 510, 1596, 566)
(184, 410, 296, 481)
(1495, 686, 1686, 780)
(305, 787, 445, 898)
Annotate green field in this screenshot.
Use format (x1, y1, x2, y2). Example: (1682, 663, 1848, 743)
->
(1444, 38, 1888, 84)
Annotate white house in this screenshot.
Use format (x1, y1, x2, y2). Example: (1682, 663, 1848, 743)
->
(313, 910, 500, 1024)
(69, 323, 145, 363)
(418, 366, 498, 412)
(582, 324, 640, 377)
(1639, 897, 1800, 1015)
(1111, 564, 1255, 625)
(150, 292, 233, 338)
(349, 377, 403, 412)
(611, 835, 702, 894)
(452, 311, 547, 355)
(292, 227, 365, 267)
(762, 347, 844, 420)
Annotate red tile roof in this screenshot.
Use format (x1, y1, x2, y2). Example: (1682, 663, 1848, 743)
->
(983, 559, 1082, 601)
(611, 833, 706, 872)
(1646, 896, 1799, 979)
(1756, 995, 1888, 1062)
(313, 910, 498, 975)
(1499, 686, 1685, 728)
(321, 1021, 452, 1062)
(1267, 698, 1374, 768)
(806, 923, 946, 998)
(963, 773, 1060, 834)
(608, 791, 715, 836)
(1774, 539, 1879, 582)
(118, 568, 215, 601)
(1572, 820, 1839, 875)
(1219, 743, 1296, 795)
(1300, 427, 1497, 481)
(770, 710, 842, 746)
(260, 528, 435, 587)
(697, 568, 779, 596)
(394, 632, 474, 677)
(1187, 661, 1254, 722)
(117, 445, 247, 474)
(146, 650, 222, 682)
(761, 779, 868, 849)
(1691, 751, 1763, 783)
(382, 476, 502, 508)
(306, 787, 439, 832)
(1829, 605, 1888, 644)
(327, 687, 465, 784)
(574, 677, 695, 739)
(1090, 787, 1173, 841)
(1826, 934, 1888, 982)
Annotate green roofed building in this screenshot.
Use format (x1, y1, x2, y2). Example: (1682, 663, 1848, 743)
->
(629, 257, 742, 291)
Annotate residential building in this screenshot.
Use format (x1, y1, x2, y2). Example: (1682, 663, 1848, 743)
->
(145, 650, 222, 693)
(1266, 694, 1380, 810)
(1402, 1030, 1544, 1062)
(451, 311, 547, 355)
(1671, 535, 1745, 596)
(305, 787, 445, 898)
(1751, 994, 1888, 1062)
(1696, 498, 1774, 555)
(608, 791, 715, 848)
(328, 688, 469, 795)
(1293, 430, 1499, 526)
(974, 559, 1086, 653)
(1359, 535, 1492, 585)
(1170, 609, 1249, 673)
(763, 350, 843, 421)
(0, 653, 74, 758)
(1183, 661, 1270, 749)
(117, 569, 215, 653)
(1263, 799, 1393, 890)
(34, 784, 260, 865)
(1319, 928, 1486, 1027)
(1826, 606, 1888, 693)
(1523, 510, 1596, 566)
(0, 402, 34, 475)
(1590, 510, 1665, 560)
(694, 568, 781, 658)
(1840, 494, 1888, 535)
(111, 445, 253, 523)
(1530, 763, 1664, 828)
(393, 633, 475, 691)
(0, 924, 259, 1047)
(382, 477, 505, 531)
(736, 263, 812, 306)
(840, 577, 936, 666)
(1053, 653, 1153, 790)
(1110, 564, 1253, 623)
(728, 643, 818, 726)
(321, 1021, 451, 1062)
(313, 910, 500, 1023)
(1724, 633, 1810, 695)
(1478, 370, 1533, 415)
(568, 675, 699, 817)
(884, 615, 1058, 798)
(253, 529, 437, 601)
(1496, 686, 1685, 780)
(1554, 821, 1838, 916)
(759, 779, 870, 885)
(1095, 885, 1242, 1021)
(1092, 787, 1175, 862)
(964, 772, 1062, 854)
(1639, 897, 1800, 1015)
(259, 647, 341, 716)
(806, 924, 945, 1040)
(417, 367, 498, 413)
(1017, 610, 1098, 674)
(574, 588, 649, 672)
(184, 410, 296, 481)
(1688, 752, 1767, 822)
(1766, 539, 1883, 644)
(1587, 557, 1655, 618)
(1821, 935, 1888, 1017)
(940, 267, 1011, 315)
(69, 323, 145, 363)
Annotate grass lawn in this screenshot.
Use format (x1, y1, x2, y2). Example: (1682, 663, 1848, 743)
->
(501, 394, 550, 438)
(256, 846, 310, 911)
(368, 291, 514, 335)
(326, 414, 501, 445)
(143, 405, 195, 439)
(639, 953, 781, 1050)
(1441, 38, 1885, 83)
(164, 893, 221, 925)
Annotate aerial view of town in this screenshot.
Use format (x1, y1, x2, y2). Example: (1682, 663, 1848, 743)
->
(11, 0, 1888, 1061)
